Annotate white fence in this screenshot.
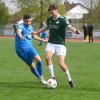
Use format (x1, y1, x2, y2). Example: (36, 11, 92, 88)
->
(0, 24, 100, 39)
(0, 24, 14, 36)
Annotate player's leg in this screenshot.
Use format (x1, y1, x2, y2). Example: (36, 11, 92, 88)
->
(34, 55, 47, 84)
(16, 48, 47, 85)
(16, 50, 41, 79)
(39, 41, 43, 46)
(28, 56, 46, 85)
(84, 32, 88, 42)
(57, 55, 75, 87)
(88, 33, 90, 43)
(45, 43, 55, 79)
(38, 33, 43, 46)
(84, 32, 86, 42)
(56, 45, 75, 88)
(92, 33, 93, 43)
(29, 62, 41, 79)
(90, 33, 93, 43)
(45, 51, 55, 79)
(35, 56, 43, 76)
(28, 48, 43, 76)
(28, 47, 47, 84)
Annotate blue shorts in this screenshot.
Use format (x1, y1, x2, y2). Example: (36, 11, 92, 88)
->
(16, 47, 38, 65)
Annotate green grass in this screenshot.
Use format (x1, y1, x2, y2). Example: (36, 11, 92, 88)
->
(0, 38, 100, 100)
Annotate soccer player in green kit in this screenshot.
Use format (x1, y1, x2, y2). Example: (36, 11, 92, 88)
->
(32, 4, 80, 88)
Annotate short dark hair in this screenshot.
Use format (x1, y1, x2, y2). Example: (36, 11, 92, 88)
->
(48, 4, 58, 11)
(23, 15, 32, 20)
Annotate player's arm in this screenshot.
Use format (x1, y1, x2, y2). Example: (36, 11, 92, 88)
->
(67, 25, 81, 34)
(17, 28, 24, 40)
(33, 34, 48, 42)
(64, 17, 80, 34)
(31, 26, 49, 35)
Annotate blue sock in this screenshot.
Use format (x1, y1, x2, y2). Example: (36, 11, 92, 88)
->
(31, 67, 40, 78)
(36, 61, 43, 76)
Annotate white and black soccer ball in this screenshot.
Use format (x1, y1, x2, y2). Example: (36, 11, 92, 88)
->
(47, 79, 57, 89)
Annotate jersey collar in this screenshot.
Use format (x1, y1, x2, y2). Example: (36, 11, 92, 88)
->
(52, 14, 61, 20)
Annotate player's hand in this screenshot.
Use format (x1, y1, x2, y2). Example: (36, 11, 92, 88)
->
(31, 32, 40, 36)
(20, 35, 25, 40)
(31, 32, 36, 35)
(76, 29, 81, 34)
(42, 38, 48, 43)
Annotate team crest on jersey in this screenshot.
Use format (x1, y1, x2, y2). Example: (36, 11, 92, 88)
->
(56, 21, 59, 24)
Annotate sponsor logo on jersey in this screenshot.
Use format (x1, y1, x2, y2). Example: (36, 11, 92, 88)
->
(49, 20, 52, 23)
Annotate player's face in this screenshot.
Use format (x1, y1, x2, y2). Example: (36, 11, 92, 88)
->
(49, 9, 58, 18)
(24, 18, 32, 26)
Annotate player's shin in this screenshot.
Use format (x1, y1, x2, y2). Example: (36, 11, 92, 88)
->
(30, 66, 40, 78)
(64, 67, 75, 88)
(48, 64, 55, 79)
(29, 62, 40, 78)
(36, 61, 43, 76)
(60, 64, 75, 87)
(65, 69, 72, 81)
(60, 63, 72, 81)
(36, 61, 47, 84)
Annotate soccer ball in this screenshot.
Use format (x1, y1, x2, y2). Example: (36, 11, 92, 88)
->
(47, 79, 57, 89)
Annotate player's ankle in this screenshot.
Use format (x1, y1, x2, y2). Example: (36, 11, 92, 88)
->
(52, 77, 56, 80)
(39, 77, 47, 85)
(40, 75, 43, 80)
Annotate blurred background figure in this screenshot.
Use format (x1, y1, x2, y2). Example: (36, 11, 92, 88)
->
(40, 21, 46, 28)
(39, 31, 48, 46)
(38, 21, 48, 46)
(13, 19, 19, 34)
(88, 23, 94, 43)
(83, 23, 88, 42)
(18, 19, 23, 24)
(13, 19, 23, 35)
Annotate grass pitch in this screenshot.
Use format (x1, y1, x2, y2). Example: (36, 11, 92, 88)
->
(0, 38, 100, 100)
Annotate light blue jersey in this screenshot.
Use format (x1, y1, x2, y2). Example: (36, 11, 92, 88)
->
(15, 23, 38, 65)
(15, 23, 33, 49)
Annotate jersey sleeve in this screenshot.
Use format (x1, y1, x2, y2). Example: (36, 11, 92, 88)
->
(31, 25, 34, 32)
(47, 17, 52, 27)
(18, 24, 23, 30)
(61, 17, 70, 27)
(47, 17, 49, 26)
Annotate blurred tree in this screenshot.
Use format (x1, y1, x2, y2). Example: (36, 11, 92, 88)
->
(0, 2, 10, 25)
(94, 0, 100, 23)
(80, 0, 100, 23)
(16, 0, 66, 23)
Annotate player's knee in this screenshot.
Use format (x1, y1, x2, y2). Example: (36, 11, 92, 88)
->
(45, 56, 52, 65)
(29, 62, 35, 69)
(59, 62, 67, 72)
(45, 55, 51, 61)
(34, 55, 41, 62)
(59, 61, 65, 68)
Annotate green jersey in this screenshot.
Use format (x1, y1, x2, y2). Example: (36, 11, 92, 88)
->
(47, 16, 70, 45)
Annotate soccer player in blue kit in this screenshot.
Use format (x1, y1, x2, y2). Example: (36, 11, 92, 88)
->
(15, 15, 47, 85)
(39, 31, 48, 46)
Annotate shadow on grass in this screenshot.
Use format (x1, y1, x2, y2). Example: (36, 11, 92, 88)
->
(0, 81, 41, 89)
(76, 86, 100, 93)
